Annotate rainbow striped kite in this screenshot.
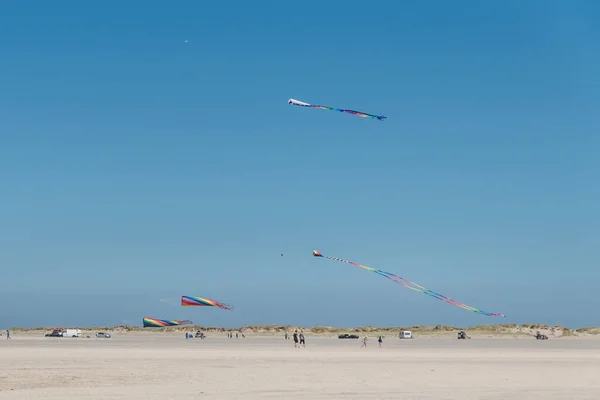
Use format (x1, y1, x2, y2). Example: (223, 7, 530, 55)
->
(313, 250, 505, 317)
(142, 317, 193, 328)
(288, 98, 386, 121)
(181, 296, 232, 310)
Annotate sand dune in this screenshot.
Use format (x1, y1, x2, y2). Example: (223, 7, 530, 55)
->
(8, 323, 600, 338)
(1, 333, 600, 399)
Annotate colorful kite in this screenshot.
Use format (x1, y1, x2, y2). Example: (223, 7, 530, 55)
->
(181, 296, 232, 310)
(313, 250, 505, 317)
(142, 317, 193, 328)
(288, 98, 386, 121)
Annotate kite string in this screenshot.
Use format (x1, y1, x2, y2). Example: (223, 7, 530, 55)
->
(159, 298, 180, 306)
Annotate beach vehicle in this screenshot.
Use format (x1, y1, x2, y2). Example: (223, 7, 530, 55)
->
(338, 334, 359, 339)
(45, 329, 64, 337)
(63, 329, 81, 338)
(534, 331, 548, 340)
(96, 332, 111, 338)
(399, 330, 413, 339)
(195, 331, 205, 339)
(457, 331, 471, 339)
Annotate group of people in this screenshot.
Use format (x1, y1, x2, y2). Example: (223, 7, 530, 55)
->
(185, 331, 205, 339)
(361, 335, 383, 348)
(286, 330, 306, 348)
(283, 331, 386, 348)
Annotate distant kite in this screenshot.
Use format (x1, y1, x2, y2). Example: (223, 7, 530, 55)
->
(313, 250, 505, 317)
(142, 317, 193, 328)
(181, 296, 232, 310)
(288, 98, 386, 121)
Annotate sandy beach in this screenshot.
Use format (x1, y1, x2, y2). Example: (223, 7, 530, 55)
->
(1, 333, 600, 399)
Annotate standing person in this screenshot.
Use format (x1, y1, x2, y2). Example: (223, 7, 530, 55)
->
(378, 336, 383, 347)
(6, 329, 10, 340)
(293, 331, 299, 348)
(285, 332, 288, 340)
(361, 335, 368, 348)
(299, 332, 305, 348)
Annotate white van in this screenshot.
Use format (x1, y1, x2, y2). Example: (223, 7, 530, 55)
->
(63, 329, 81, 338)
(399, 330, 413, 339)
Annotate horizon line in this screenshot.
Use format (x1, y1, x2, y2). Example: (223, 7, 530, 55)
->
(4, 323, 600, 331)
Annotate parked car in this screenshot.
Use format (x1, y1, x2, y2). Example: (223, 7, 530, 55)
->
(63, 329, 81, 338)
(457, 331, 471, 339)
(45, 329, 63, 337)
(338, 334, 360, 339)
(96, 332, 111, 338)
(534, 331, 548, 340)
(399, 330, 413, 339)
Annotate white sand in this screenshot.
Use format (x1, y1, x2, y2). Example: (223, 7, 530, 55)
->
(1, 333, 600, 399)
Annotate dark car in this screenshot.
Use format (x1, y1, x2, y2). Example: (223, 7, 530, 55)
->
(45, 329, 63, 337)
(338, 334, 360, 339)
(457, 331, 471, 339)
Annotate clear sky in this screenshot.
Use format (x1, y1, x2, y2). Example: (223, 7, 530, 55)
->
(1, 0, 598, 329)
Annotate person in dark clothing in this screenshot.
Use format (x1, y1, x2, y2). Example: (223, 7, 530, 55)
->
(299, 332, 305, 347)
(293, 331, 299, 348)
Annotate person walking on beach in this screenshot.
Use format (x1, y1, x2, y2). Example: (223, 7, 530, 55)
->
(361, 335, 368, 348)
(6, 330, 10, 340)
(299, 332, 305, 348)
(285, 332, 288, 340)
(293, 331, 299, 348)
(378, 336, 382, 347)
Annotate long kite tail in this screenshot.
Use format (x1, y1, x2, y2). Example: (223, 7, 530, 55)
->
(312, 250, 505, 317)
(181, 296, 233, 310)
(142, 317, 193, 327)
(288, 98, 386, 120)
(313, 105, 386, 120)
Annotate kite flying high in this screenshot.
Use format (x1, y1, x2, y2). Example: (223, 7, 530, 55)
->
(181, 296, 232, 310)
(142, 317, 193, 328)
(313, 250, 505, 317)
(288, 98, 386, 121)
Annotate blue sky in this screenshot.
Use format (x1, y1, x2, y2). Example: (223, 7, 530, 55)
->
(1, 0, 598, 329)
